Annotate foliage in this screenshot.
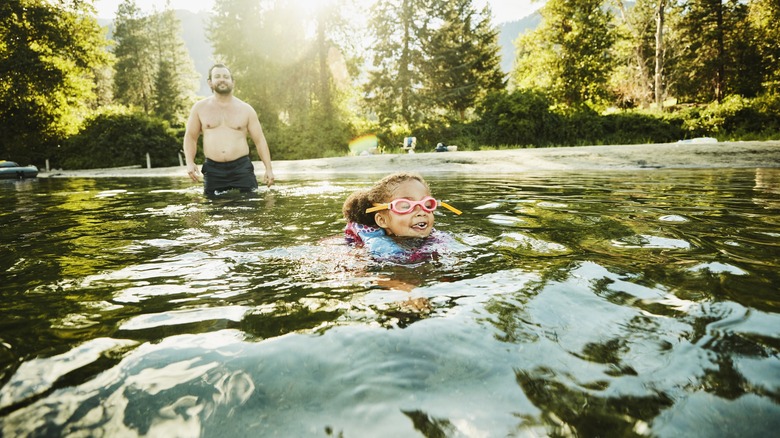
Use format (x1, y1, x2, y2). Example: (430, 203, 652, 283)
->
(4, 0, 780, 170)
(112, 0, 154, 112)
(473, 90, 561, 146)
(672, 0, 755, 102)
(59, 110, 180, 169)
(418, 0, 505, 121)
(513, 0, 616, 108)
(112, 0, 197, 125)
(273, 108, 354, 160)
(209, 0, 357, 159)
(365, 0, 429, 129)
(366, 0, 506, 141)
(609, 0, 661, 108)
(469, 89, 689, 147)
(747, 0, 780, 93)
(0, 0, 112, 166)
(149, 6, 198, 125)
(513, 0, 780, 114)
(468, 89, 780, 148)
(673, 94, 780, 139)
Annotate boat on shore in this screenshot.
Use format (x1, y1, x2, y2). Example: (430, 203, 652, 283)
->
(0, 161, 39, 179)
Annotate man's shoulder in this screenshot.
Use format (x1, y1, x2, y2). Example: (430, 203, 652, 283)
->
(193, 96, 214, 109)
(233, 97, 258, 115)
(232, 96, 254, 108)
(194, 95, 255, 114)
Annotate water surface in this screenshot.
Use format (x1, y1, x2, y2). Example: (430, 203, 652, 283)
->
(1, 169, 779, 437)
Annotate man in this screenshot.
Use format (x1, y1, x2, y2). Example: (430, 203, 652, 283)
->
(183, 63, 274, 196)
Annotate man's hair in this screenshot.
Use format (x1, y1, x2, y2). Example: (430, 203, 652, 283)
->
(208, 63, 232, 80)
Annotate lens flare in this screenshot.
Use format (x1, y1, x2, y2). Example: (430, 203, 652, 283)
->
(348, 134, 378, 156)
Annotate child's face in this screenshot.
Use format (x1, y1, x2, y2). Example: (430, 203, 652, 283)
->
(375, 179, 435, 238)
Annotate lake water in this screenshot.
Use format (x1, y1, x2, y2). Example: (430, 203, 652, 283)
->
(1, 169, 779, 437)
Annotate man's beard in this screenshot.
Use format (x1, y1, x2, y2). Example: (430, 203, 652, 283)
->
(212, 83, 233, 95)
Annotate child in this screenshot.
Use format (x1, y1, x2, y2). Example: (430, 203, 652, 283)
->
(342, 172, 461, 262)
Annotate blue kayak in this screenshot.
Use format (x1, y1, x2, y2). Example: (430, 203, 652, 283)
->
(0, 161, 39, 179)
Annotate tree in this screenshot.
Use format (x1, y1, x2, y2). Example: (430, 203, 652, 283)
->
(421, 0, 505, 121)
(747, 0, 780, 94)
(512, 0, 616, 108)
(365, 0, 430, 129)
(112, 0, 155, 112)
(112, 0, 197, 124)
(209, 0, 357, 159)
(149, 5, 198, 126)
(673, 0, 752, 103)
(610, 0, 684, 110)
(653, 0, 667, 107)
(0, 0, 112, 165)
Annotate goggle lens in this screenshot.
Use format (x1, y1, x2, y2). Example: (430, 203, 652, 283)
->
(365, 197, 461, 215)
(390, 197, 438, 214)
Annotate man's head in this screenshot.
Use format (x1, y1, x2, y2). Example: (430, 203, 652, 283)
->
(208, 63, 234, 95)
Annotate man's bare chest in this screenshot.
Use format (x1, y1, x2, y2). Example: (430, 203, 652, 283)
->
(201, 107, 246, 131)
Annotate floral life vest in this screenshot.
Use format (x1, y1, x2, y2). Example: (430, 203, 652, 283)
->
(344, 222, 454, 263)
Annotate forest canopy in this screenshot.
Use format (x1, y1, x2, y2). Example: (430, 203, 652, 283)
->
(1, 0, 778, 169)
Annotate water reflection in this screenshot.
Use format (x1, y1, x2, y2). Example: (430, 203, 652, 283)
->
(1, 169, 779, 436)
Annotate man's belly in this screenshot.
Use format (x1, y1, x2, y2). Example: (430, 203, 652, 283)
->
(202, 142, 251, 162)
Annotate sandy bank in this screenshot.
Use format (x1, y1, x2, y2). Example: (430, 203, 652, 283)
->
(39, 140, 780, 179)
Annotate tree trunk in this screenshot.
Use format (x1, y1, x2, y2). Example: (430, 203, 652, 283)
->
(317, 18, 331, 112)
(654, 0, 666, 110)
(715, 0, 725, 103)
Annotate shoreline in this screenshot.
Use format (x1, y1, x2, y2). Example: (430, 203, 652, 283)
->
(38, 140, 780, 179)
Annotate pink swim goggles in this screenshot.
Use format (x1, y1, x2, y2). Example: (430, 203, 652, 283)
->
(366, 196, 462, 215)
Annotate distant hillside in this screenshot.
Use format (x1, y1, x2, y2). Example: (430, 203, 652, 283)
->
(99, 10, 214, 96)
(497, 12, 542, 73)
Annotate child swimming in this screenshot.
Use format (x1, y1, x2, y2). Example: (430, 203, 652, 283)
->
(342, 172, 461, 262)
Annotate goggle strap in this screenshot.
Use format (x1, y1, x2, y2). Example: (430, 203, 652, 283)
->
(365, 203, 388, 214)
(365, 200, 463, 215)
(439, 201, 462, 215)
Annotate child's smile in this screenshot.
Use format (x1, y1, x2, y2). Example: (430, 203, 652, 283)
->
(376, 179, 435, 238)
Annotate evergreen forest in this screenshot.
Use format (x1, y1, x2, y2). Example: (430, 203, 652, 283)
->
(1, 0, 778, 169)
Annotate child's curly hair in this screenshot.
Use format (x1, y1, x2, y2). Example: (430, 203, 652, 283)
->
(342, 172, 430, 226)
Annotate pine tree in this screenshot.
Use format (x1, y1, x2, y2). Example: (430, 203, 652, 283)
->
(421, 0, 505, 121)
(150, 5, 198, 126)
(365, 0, 429, 128)
(673, 0, 751, 102)
(112, 0, 197, 124)
(113, 0, 155, 113)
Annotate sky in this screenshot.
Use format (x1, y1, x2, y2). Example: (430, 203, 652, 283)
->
(93, 0, 544, 24)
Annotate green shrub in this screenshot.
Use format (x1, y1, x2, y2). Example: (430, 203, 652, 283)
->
(670, 94, 780, 140)
(269, 109, 354, 160)
(59, 112, 180, 169)
(473, 90, 563, 147)
(600, 112, 685, 144)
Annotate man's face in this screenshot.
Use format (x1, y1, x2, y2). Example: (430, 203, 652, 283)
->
(209, 68, 234, 95)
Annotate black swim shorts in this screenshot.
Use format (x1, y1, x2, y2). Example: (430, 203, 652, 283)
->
(202, 155, 258, 196)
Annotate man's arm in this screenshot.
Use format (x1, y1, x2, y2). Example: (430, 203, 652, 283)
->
(247, 106, 274, 187)
(183, 103, 202, 182)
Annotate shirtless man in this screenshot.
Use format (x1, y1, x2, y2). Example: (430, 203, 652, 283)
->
(183, 63, 274, 196)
